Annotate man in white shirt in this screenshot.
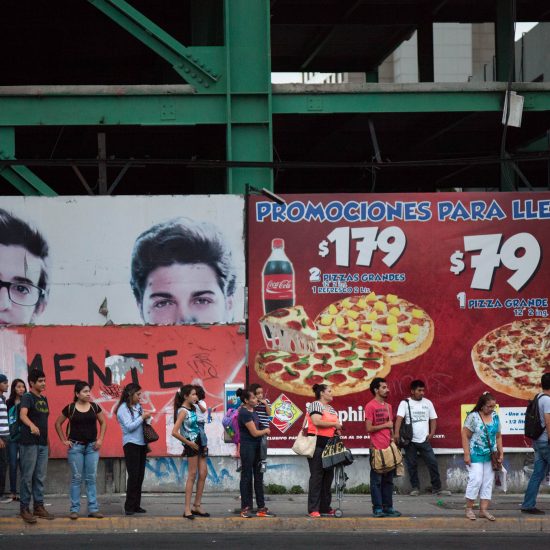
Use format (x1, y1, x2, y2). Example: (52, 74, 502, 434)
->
(394, 380, 449, 496)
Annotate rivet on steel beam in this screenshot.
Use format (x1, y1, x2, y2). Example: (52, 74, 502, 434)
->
(191, 73, 197, 78)
(204, 83, 210, 88)
(197, 78, 203, 83)
(184, 68, 190, 73)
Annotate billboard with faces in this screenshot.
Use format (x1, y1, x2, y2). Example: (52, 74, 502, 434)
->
(0, 196, 245, 326)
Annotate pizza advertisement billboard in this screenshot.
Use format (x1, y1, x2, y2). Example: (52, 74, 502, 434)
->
(248, 193, 550, 452)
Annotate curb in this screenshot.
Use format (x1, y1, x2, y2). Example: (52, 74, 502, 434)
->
(1, 515, 549, 535)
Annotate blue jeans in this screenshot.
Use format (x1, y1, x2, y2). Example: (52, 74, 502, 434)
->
(8, 439, 20, 495)
(19, 444, 48, 511)
(404, 440, 441, 491)
(522, 439, 550, 510)
(370, 467, 395, 511)
(67, 442, 100, 513)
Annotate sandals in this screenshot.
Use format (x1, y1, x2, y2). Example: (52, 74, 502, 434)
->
(192, 504, 210, 517)
(479, 511, 496, 521)
(465, 508, 476, 520)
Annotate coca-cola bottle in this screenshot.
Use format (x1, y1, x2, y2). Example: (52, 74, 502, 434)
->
(262, 238, 295, 314)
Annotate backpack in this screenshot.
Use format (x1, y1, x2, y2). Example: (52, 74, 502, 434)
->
(7, 402, 21, 441)
(524, 394, 548, 440)
(222, 406, 240, 444)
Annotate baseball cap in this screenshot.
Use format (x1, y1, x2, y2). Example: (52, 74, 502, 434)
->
(0, 374, 8, 383)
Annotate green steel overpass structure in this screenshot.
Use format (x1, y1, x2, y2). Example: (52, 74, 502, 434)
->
(1, 0, 549, 196)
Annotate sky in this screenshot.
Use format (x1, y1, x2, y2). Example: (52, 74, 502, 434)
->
(271, 22, 540, 83)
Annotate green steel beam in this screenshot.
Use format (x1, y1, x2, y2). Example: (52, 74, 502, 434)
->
(517, 133, 550, 153)
(224, 0, 272, 193)
(87, 0, 223, 92)
(272, 89, 550, 114)
(0, 89, 226, 125)
(495, 0, 515, 82)
(2, 88, 550, 126)
(0, 128, 57, 196)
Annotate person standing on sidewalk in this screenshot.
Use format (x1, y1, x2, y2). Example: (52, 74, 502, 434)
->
(18, 369, 54, 523)
(394, 379, 450, 496)
(54, 381, 107, 520)
(116, 383, 152, 516)
(306, 383, 342, 518)
(250, 383, 271, 474)
(462, 392, 503, 521)
(236, 387, 274, 518)
(0, 374, 10, 503)
(365, 377, 401, 518)
(6, 378, 26, 501)
(172, 384, 209, 520)
(521, 373, 550, 515)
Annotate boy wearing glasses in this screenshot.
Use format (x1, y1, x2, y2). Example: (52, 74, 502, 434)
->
(0, 209, 49, 326)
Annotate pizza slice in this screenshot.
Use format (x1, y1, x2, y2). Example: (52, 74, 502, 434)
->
(259, 305, 318, 354)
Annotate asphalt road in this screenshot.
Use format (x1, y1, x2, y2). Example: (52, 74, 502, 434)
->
(1, 532, 547, 549)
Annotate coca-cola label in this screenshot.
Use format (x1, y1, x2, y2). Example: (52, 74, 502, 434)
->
(263, 274, 294, 299)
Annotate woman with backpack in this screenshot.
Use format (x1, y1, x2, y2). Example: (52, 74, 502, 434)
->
(54, 381, 107, 519)
(6, 378, 26, 501)
(171, 384, 209, 519)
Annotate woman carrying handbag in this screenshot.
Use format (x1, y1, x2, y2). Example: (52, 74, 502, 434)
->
(462, 391, 503, 521)
(116, 383, 152, 516)
(305, 383, 343, 518)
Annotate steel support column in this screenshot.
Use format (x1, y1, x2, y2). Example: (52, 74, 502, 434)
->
(224, 0, 273, 193)
(417, 22, 435, 82)
(0, 127, 57, 196)
(495, 0, 515, 82)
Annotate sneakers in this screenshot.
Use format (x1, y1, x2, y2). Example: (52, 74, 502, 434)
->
(372, 508, 386, 518)
(33, 504, 54, 520)
(434, 489, 452, 496)
(521, 507, 546, 515)
(240, 507, 254, 518)
(256, 507, 276, 517)
(69, 512, 79, 520)
(20, 508, 37, 524)
(320, 509, 336, 517)
(88, 512, 104, 518)
(308, 511, 321, 518)
(383, 508, 402, 517)
(409, 489, 420, 496)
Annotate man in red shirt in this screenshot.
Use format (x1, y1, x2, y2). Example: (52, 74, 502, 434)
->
(365, 377, 401, 517)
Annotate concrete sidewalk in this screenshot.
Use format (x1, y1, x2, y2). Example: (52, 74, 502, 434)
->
(0, 493, 549, 535)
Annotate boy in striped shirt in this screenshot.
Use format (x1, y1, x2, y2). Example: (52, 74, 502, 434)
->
(250, 384, 271, 474)
(0, 374, 9, 501)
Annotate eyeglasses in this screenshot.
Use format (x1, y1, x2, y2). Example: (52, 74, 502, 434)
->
(0, 280, 44, 307)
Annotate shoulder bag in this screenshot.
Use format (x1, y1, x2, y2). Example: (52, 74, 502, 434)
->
(292, 413, 317, 458)
(398, 399, 414, 448)
(478, 412, 502, 471)
(369, 403, 403, 474)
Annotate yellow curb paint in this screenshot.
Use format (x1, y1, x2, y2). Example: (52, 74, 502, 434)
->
(0, 516, 548, 535)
